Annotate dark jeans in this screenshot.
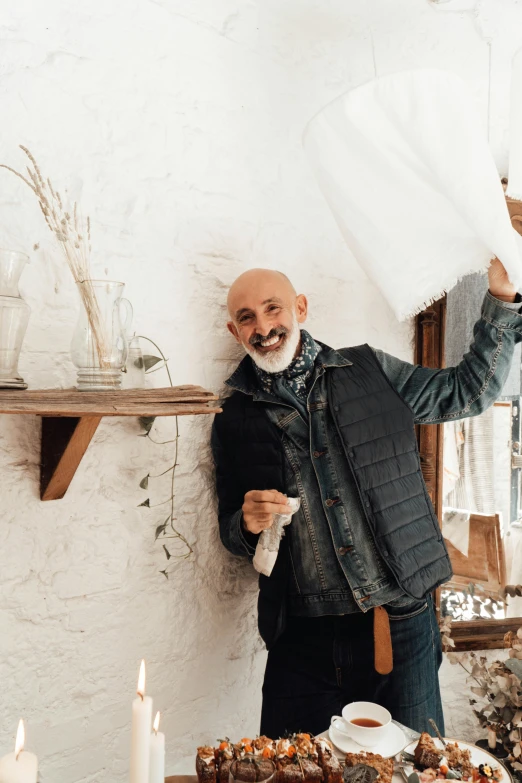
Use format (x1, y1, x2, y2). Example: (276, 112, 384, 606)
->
(260, 597, 444, 738)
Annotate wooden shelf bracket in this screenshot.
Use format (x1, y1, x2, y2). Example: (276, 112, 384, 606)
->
(40, 415, 103, 501)
(0, 386, 221, 501)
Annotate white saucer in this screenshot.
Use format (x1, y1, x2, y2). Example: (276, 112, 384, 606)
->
(328, 720, 407, 759)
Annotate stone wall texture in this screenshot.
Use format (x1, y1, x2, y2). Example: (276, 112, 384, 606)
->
(0, 0, 520, 780)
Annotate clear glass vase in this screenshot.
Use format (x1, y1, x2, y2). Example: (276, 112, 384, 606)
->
(70, 279, 133, 391)
(0, 249, 31, 389)
(123, 335, 146, 389)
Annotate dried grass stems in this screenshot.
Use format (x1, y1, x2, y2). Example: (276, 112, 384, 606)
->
(0, 146, 110, 372)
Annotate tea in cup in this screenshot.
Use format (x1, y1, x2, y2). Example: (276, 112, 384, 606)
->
(330, 701, 391, 747)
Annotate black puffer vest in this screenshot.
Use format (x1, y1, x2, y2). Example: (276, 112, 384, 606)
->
(218, 343, 452, 648)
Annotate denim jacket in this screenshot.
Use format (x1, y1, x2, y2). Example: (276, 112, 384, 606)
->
(213, 291, 522, 615)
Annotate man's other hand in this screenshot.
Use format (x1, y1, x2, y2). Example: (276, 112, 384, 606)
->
(242, 490, 293, 534)
(488, 257, 517, 302)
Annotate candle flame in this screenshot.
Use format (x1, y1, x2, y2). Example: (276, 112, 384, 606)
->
(137, 659, 146, 700)
(15, 719, 24, 760)
(153, 711, 160, 734)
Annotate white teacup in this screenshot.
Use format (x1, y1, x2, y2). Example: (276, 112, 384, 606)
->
(330, 702, 391, 747)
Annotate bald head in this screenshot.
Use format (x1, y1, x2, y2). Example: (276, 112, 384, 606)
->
(226, 268, 308, 373)
(227, 268, 296, 319)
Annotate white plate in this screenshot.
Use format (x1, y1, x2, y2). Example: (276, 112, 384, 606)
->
(328, 720, 407, 759)
(402, 739, 513, 783)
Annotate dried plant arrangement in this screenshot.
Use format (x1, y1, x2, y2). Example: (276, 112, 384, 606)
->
(441, 613, 522, 778)
(0, 145, 110, 370)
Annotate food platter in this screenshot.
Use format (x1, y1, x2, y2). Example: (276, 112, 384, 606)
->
(401, 739, 513, 783)
(326, 723, 408, 759)
(194, 730, 514, 783)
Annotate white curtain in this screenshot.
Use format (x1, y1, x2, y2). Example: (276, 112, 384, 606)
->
(304, 69, 522, 321)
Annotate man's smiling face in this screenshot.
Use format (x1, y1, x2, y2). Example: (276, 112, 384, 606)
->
(227, 269, 308, 373)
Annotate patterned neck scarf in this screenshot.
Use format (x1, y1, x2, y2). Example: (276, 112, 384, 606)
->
(253, 329, 321, 399)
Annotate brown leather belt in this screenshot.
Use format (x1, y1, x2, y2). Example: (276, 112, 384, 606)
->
(374, 606, 393, 674)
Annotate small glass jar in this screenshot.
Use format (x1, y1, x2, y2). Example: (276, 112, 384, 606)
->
(123, 335, 146, 389)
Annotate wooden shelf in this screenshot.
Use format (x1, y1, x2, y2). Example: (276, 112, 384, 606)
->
(0, 386, 221, 501)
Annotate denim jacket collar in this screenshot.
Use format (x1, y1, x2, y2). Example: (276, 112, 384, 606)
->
(225, 340, 353, 398)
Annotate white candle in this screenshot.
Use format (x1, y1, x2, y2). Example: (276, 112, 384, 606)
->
(149, 712, 165, 783)
(507, 46, 522, 200)
(0, 720, 38, 783)
(130, 660, 153, 783)
(488, 727, 497, 750)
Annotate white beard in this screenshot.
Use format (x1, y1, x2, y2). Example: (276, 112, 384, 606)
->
(245, 314, 302, 374)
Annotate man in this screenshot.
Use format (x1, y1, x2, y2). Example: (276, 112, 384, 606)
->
(211, 260, 522, 737)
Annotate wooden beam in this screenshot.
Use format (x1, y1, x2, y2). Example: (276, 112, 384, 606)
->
(40, 416, 102, 501)
(0, 386, 221, 417)
(451, 618, 522, 651)
(0, 385, 218, 403)
(1, 402, 221, 417)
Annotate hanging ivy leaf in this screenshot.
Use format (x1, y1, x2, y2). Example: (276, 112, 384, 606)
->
(155, 517, 169, 540)
(159, 569, 169, 579)
(163, 545, 171, 560)
(138, 416, 156, 434)
(139, 474, 149, 490)
(138, 498, 150, 508)
(143, 355, 163, 372)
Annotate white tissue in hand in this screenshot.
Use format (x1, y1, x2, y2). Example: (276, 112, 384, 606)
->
(253, 497, 300, 577)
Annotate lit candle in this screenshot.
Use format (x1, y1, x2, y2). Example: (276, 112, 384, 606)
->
(0, 720, 38, 783)
(149, 712, 165, 783)
(507, 46, 522, 200)
(130, 660, 153, 783)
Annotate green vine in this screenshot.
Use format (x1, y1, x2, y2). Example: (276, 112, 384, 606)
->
(135, 336, 193, 577)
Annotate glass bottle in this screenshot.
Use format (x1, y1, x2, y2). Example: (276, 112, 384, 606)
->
(0, 249, 31, 389)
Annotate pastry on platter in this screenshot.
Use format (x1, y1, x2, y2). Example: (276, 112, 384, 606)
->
(409, 734, 502, 783)
(253, 736, 277, 781)
(414, 733, 443, 770)
(275, 736, 323, 783)
(197, 746, 218, 783)
(314, 737, 343, 783)
(216, 740, 236, 783)
(444, 742, 473, 780)
(196, 734, 342, 783)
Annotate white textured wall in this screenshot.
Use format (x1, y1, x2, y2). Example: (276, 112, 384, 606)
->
(0, 0, 520, 779)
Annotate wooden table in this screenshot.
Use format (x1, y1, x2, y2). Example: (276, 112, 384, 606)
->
(165, 776, 197, 783)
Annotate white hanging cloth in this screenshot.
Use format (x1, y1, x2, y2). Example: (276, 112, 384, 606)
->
(303, 69, 522, 321)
